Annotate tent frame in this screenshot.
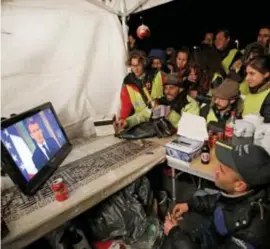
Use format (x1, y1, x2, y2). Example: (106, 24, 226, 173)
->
(85, 0, 152, 52)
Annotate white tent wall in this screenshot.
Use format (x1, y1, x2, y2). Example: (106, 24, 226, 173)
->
(1, 0, 127, 139)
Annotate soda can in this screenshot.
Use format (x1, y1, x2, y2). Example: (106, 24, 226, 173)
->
(208, 130, 214, 138)
(51, 178, 64, 192)
(51, 178, 68, 202)
(217, 132, 224, 141)
(211, 135, 217, 148)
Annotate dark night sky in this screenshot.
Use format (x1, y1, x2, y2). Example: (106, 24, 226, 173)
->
(128, 0, 269, 51)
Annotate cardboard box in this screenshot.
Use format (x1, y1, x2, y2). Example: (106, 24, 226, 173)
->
(166, 136, 203, 163)
(165, 113, 208, 164)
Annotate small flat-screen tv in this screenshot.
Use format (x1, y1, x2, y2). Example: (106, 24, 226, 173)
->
(1, 102, 72, 195)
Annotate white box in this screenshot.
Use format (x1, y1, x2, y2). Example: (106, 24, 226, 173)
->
(165, 113, 208, 164)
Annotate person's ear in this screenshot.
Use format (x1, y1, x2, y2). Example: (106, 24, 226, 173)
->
(264, 72, 270, 80)
(234, 180, 248, 193)
(229, 98, 236, 105)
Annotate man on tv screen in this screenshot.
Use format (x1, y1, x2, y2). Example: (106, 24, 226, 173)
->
(27, 119, 59, 170)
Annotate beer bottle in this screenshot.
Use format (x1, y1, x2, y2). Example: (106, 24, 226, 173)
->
(201, 140, 210, 164)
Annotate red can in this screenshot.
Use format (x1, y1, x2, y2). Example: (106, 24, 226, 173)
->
(51, 178, 68, 202)
(217, 132, 224, 141)
(212, 135, 218, 148)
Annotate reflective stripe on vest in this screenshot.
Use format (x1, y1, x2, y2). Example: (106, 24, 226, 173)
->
(243, 89, 270, 116)
(212, 72, 223, 82)
(126, 71, 163, 113)
(240, 80, 249, 96)
(222, 49, 238, 74)
(206, 109, 218, 123)
(208, 73, 223, 96)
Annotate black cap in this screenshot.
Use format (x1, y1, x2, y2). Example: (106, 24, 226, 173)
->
(215, 142, 270, 187)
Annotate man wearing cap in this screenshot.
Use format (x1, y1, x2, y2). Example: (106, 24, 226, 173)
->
(200, 79, 243, 126)
(162, 142, 270, 249)
(152, 73, 199, 128)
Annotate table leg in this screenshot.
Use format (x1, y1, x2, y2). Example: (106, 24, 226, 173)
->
(172, 168, 176, 205)
(198, 178, 202, 189)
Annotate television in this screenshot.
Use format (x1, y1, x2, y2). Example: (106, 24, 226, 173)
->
(1, 102, 72, 195)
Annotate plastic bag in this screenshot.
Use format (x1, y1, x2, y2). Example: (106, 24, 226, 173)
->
(116, 122, 157, 140)
(47, 222, 93, 249)
(116, 119, 175, 140)
(130, 217, 164, 249)
(87, 177, 153, 244)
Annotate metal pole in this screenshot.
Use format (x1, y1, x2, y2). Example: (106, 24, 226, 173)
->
(120, 0, 128, 52)
(172, 168, 176, 205)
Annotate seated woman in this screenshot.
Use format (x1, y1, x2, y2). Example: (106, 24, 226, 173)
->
(175, 47, 190, 81)
(154, 73, 199, 128)
(228, 42, 265, 96)
(117, 50, 166, 131)
(242, 55, 270, 123)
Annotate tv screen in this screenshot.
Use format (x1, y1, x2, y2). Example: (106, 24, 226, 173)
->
(1, 102, 72, 195)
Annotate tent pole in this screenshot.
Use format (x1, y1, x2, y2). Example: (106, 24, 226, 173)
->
(120, 0, 128, 53)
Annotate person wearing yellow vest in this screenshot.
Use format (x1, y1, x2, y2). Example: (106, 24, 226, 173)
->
(153, 73, 199, 128)
(200, 79, 243, 127)
(215, 29, 242, 76)
(228, 42, 265, 96)
(117, 50, 165, 131)
(243, 55, 270, 123)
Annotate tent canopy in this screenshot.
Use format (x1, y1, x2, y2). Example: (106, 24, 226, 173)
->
(1, 0, 173, 139)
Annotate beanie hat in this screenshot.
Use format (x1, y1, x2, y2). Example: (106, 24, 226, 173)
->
(148, 49, 166, 63)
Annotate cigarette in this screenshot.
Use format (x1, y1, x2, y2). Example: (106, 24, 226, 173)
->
(167, 212, 172, 220)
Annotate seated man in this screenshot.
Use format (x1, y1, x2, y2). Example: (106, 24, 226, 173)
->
(200, 79, 243, 127)
(116, 50, 165, 131)
(163, 142, 270, 249)
(153, 73, 199, 128)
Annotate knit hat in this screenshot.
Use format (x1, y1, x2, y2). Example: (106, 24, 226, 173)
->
(148, 49, 166, 63)
(212, 78, 239, 100)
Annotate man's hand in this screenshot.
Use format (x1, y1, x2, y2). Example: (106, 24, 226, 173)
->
(231, 59, 242, 72)
(114, 119, 128, 133)
(172, 203, 189, 219)
(164, 216, 178, 236)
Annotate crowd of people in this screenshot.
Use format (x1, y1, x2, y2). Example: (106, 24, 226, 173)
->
(115, 26, 270, 249)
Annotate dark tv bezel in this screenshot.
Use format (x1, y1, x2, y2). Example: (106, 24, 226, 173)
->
(1, 102, 72, 196)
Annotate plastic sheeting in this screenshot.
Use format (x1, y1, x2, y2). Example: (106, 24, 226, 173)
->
(1, 0, 127, 139)
(100, 0, 173, 14)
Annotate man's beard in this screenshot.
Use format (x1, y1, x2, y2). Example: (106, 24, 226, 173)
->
(215, 104, 229, 111)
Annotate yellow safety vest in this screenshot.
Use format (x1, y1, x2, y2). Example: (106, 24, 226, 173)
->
(240, 80, 250, 96)
(167, 95, 199, 128)
(243, 89, 270, 116)
(208, 73, 223, 96)
(206, 109, 218, 123)
(126, 71, 163, 113)
(222, 49, 238, 74)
